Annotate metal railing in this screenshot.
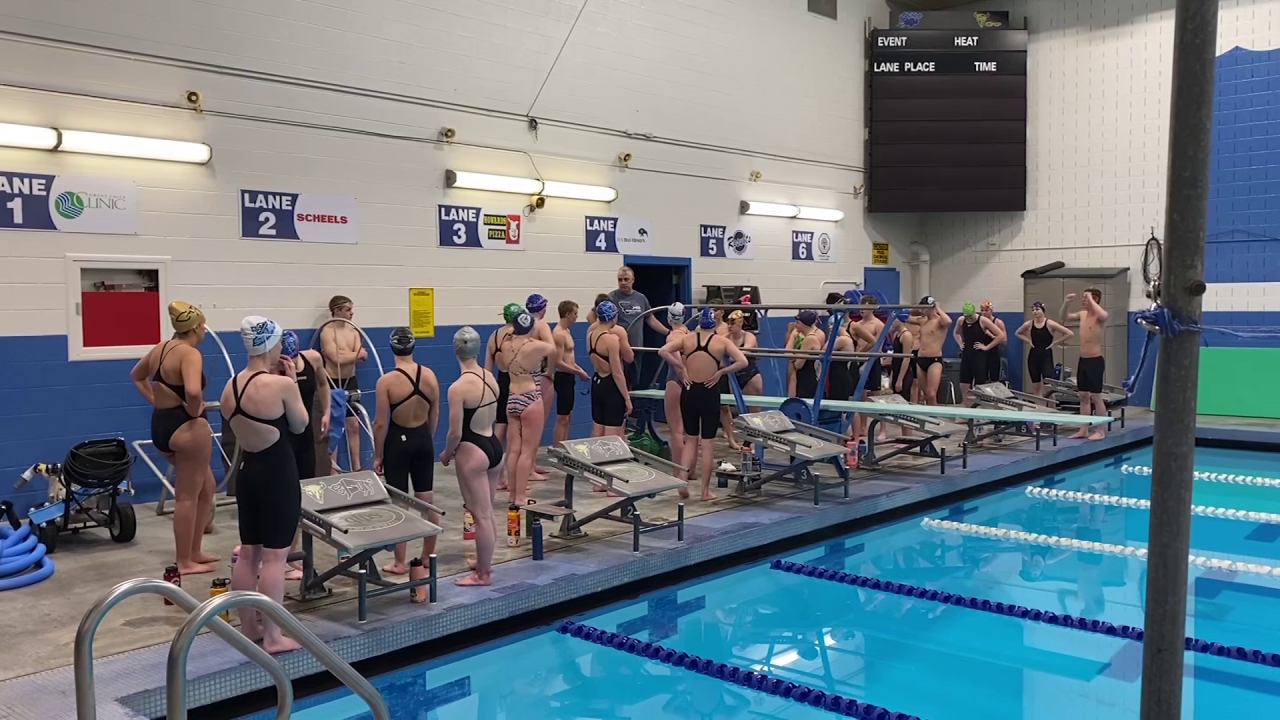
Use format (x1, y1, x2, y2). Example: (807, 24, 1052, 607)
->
(167, 590, 390, 720)
(74, 578, 293, 720)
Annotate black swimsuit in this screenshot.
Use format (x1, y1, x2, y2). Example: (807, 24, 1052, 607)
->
(383, 366, 435, 493)
(589, 330, 627, 427)
(227, 372, 301, 550)
(149, 341, 207, 454)
(795, 332, 819, 400)
(1027, 320, 1056, 383)
(959, 318, 990, 385)
(291, 354, 318, 479)
(891, 333, 916, 400)
(680, 332, 722, 441)
(828, 356, 855, 402)
(459, 371, 503, 469)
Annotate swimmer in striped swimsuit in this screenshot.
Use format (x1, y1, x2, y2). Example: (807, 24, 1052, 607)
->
(504, 311, 557, 505)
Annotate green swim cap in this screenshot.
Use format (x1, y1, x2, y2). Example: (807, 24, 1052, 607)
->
(962, 302, 977, 316)
(502, 302, 523, 323)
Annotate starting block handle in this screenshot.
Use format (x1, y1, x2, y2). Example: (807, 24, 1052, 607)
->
(631, 447, 687, 474)
(792, 420, 849, 443)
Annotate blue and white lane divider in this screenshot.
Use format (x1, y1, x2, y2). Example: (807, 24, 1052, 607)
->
(770, 559, 1280, 669)
(921, 518, 1280, 578)
(1026, 486, 1280, 524)
(1122, 463, 1280, 489)
(555, 620, 921, 720)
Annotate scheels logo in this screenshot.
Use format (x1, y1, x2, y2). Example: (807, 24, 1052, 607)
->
(55, 190, 128, 219)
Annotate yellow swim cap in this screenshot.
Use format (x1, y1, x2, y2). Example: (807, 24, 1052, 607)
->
(169, 301, 205, 333)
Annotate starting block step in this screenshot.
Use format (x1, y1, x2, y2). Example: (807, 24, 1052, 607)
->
(525, 502, 574, 517)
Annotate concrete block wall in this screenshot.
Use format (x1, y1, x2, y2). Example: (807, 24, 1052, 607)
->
(921, 0, 1280, 402)
(0, 0, 914, 509)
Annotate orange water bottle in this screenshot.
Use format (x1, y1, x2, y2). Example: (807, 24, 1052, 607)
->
(463, 505, 476, 541)
(209, 578, 230, 621)
(506, 504, 521, 547)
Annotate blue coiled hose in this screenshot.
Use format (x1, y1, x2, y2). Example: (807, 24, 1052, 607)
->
(0, 523, 54, 590)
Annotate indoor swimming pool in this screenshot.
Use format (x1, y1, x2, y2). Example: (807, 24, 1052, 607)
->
(240, 445, 1280, 719)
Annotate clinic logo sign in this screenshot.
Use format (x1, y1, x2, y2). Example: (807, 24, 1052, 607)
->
(55, 192, 85, 219)
(54, 189, 129, 219)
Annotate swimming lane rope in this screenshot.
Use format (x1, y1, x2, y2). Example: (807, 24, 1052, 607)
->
(555, 620, 920, 720)
(769, 559, 1280, 669)
(1025, 486, 1280, 525)
(1121, 463, 1280, 488)
(920, 518, 1280, 578)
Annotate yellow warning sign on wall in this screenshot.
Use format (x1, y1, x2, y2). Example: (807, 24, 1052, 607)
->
(408, 288, 435, 338)
(871, 242, 890, 266)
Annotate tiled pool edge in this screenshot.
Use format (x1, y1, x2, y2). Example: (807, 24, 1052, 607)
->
(116, 423, 1157, 717)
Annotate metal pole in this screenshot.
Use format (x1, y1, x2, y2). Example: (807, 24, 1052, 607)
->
(1140, 1, 1217, 718)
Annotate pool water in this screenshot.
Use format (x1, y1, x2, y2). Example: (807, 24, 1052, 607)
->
(241, 446, 1280, 719)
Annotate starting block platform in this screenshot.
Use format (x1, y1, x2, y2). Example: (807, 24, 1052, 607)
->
(731, 411, 851, 504)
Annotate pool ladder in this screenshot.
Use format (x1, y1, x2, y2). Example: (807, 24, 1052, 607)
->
(74, 577, 390, 720)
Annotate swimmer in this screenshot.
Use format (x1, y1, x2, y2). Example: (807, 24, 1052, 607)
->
(587, 301, 632, 438)
(552, 300, 591, 445)
(980, 300, 1008, 384)
(788, 311, 823, 399)
(713, 307, 730, 336)
(441, 327, 504, 586)
(907, 297, 951, 406)
(372, 328, 440, 575)
(485, 303, 522, 491)
(320, 295, 367, 471)
(222, 316, 309, 654)
(1061, 288, 1109, 440)
(662, 303, 691, 455)
(659, 308, 748, 501)
(850, 296, 888, 441)
(1015, 301, 1073, 397)
(130, 301, 218, 575)
(719, 310, 762, 444)
(954, 302, 1004, 405)
(888, 317, 918, 437)
(525, 294, 558, 480)
(505, 312, 557, 505)
(586, 293, 609, 324)
(280, 331, 328, 580)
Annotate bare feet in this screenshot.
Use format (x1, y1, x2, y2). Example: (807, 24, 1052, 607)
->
(593, 485, 607, 493)
(497, 482, 508, 491)
(178, 562, 216, 575)
(193, 553, 220, 564)
(1088, 431, 1105, 441)
(382, 562, 408, 576)
(530, 473, 549, 482)
(700, 490, 717, 502)
(1069, 429, 1089, 439)
(455, 572, 492, 587)
(678, 487, 690, 500)
(263, 635, 302, 654)
(241, 623, 263, 643)
(285, 567, 304, 581)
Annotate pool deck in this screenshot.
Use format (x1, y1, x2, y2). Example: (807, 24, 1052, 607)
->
(0, 411, 1176, 719)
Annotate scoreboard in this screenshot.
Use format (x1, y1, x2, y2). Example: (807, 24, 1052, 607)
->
(866, 28, 1028, 213)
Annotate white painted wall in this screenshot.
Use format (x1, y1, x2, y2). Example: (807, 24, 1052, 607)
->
(920, 0, 1280, 312)
(0, 0, 915, 337)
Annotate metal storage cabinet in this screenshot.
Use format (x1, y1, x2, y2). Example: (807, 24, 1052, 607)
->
(1022, 267, 1130, 388)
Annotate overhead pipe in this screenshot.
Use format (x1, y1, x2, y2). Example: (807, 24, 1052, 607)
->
(907, 242, 930, 300)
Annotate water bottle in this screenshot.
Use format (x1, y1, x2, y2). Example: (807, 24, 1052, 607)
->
(532, 519, 544, 561)
(463, 505, 476, 540)
(506, 505, 521, 547)
(209, 578, 230, 620)
(163, 564, 181, 605)
(409, 557, 427, 603)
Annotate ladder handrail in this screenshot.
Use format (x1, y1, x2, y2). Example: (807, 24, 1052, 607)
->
(167, 590, 390, 720)
(75, 578, 292, 720)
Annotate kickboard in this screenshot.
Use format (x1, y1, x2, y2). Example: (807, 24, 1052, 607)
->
(629, 390, 1111, 426)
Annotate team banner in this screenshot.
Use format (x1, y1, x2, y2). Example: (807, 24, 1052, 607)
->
(698, 224, 754, 259)
(792, 229, 836, 263)
(584, 215, 652, 255)
(240, 189, 358, 244)
(0, 171, 137, 235)
(438, 204, 525, 250)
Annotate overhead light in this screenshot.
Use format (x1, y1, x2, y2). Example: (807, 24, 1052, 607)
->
(0, 123, 59, 151)
(796, 206, 845, 222)
(445, 170, 543, 195)
(542, 180, 618, 202)
(740, 201, 800, 218)
(56, 130, 212, 164)
(446, 170, 617, 202)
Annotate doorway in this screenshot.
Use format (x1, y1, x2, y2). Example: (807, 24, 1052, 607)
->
(863, 267, 901, 304)
(624, 255, 692, 389)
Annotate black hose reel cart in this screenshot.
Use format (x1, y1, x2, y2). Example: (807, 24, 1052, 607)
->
(16, 438, 137, 553)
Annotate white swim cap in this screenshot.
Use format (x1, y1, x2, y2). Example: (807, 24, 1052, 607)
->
(668, 302, 686, 323)
(241, 316, 282, 356)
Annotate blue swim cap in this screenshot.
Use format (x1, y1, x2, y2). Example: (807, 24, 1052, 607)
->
(796, 310, 818, 327)
(597, 301, 618, 323)
(513, 311, 535, 336)
(281, 330, 299, 359)
(698, 307, 717, 329)
(526, 293, 548, 314)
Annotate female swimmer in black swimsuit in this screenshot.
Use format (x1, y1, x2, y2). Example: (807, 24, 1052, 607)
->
(130, 301, 218, 575)
(221, 316, 309, 654)
(441, 327, 504, 587)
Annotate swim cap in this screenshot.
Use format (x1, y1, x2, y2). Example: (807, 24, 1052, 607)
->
(797, 310, 818, 327)
(1032, 301, 1046, 311)
(727, 310, 744, 322)
(502, 302, 523, 324)
(454, 327, 481, 359)
(389, 327, 416, 356)
(169, 301, 204, 333)
(526, 294, 548, 314)
(597, 301, 618, 323)
(698, 308, 717, 329)
(962, 302, 977, 316)
(240, 316, 282, 356)
(981, 300, 993, 312)
(512, 311, 535, 336)
(667, 302, 686, 324)
(919, 295, 935, 306)
(281, 330, 300, 359)
(739, 294, 753, 305)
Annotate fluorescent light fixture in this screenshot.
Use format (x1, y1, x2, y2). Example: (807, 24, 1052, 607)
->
(445, 170, 543, 195)
(740, 200, 799, 218)
(56, 130, 212, 164)
(446, 170, 617, 202)
(541, 180, 618, 202)
(796, 206, 845, 222)
(0, 123, 59, 151)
